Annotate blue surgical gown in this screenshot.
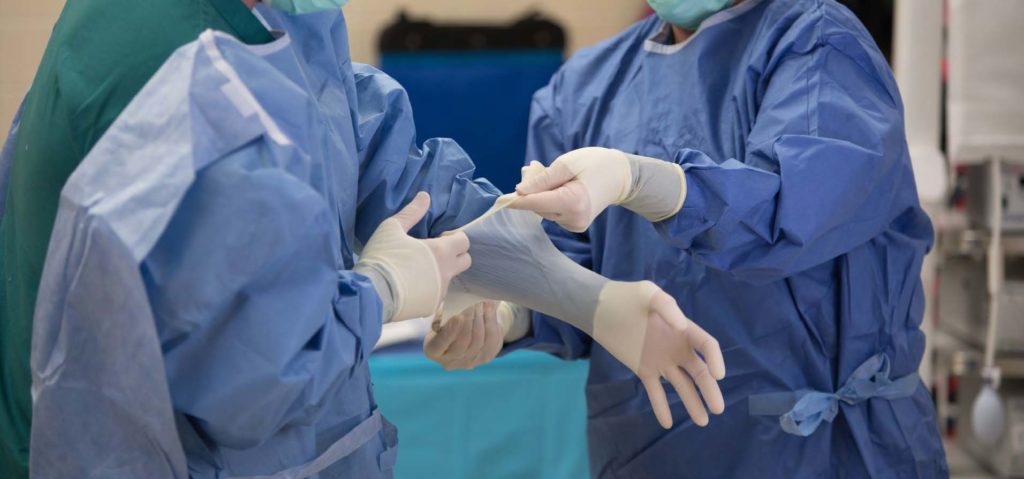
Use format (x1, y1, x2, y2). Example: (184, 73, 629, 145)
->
(507, 0, 948, 477)
(26, 8, 497, 478)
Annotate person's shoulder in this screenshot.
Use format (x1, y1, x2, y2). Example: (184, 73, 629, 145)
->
(756, 0, 897, 99)
(756, 0, 879, 51)
(548, 16, 660, 98)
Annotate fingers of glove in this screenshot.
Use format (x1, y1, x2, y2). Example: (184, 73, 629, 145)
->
(520, 161, 546, 184)
(423, 328, 441, 358)
(425, 233, 472, 278)
(424, 317, 460, 360)
(468, 304, 486, 356)
(426, 232, 470, 258)
(641, 375, 674, 430)
(480, 302, 503, 363)
(509, 187, 590, 232)
(664, 366, 709, 427)
(687, 323, 726, 380)
(508, 187, 576, 214)
(515, 161, 575, 194)
(450, 307, 489, 370)
(684, 355, 725, 415)
(393, 192, 431, 232)
(446, 309, 478, 362)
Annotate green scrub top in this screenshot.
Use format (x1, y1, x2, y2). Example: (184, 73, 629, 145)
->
(0, 1, 273, 476)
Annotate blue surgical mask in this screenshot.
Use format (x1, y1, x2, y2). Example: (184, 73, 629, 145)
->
(647, 0, 732, 31)
(264, 0, 350, 14)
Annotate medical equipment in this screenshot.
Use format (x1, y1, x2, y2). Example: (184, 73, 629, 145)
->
(958, 373, 1024, 477)
(965, 163, 1024, 232)
(939, 256, 1024, 351)
(928, 1, 1024, 475)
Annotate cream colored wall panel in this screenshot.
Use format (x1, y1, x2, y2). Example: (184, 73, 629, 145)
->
(0, 0, 64, 133)
(344, 0, 648, 65)
(0, 25, 53, 81)
(1, 0, 647, 134)
(1, 0, 64, 19)
(0, 25, 52, 130)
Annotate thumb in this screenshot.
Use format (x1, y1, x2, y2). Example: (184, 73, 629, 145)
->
(520, 161, 546, 184)
(516, 162, 576, 195)
(650, 291, 691, 333)
(393, 192, 431, 232)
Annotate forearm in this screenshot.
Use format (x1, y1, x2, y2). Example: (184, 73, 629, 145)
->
(656, 140, 903, 283)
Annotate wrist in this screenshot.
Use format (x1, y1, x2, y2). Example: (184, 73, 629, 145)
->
(618, 153, 687, 222)
(354, 262, 398, 322)
(358, 219, 444, 321)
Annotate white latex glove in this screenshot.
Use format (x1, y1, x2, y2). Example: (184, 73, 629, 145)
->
(424, 301, 529, 370)
(594, 281, 726, 429)
(355, 192, 472, 322)
(511, 147, 686, 232)
(437, 200, 723, 428)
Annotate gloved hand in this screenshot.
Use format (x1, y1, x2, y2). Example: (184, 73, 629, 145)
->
(355, 192, 472, 322)
(593, 281, 726, 429)
(436, 200, 723, 428)
(510, 147, 686, 232)
(423, 301, 529, 370)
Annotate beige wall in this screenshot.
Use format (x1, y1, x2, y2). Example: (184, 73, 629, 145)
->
(0, 0, 65, 135)
(0, 0, 648, 134)
(344, 1, 650, 65)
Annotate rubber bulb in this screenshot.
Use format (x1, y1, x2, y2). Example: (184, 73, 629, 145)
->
(972, 384, 1006, 445)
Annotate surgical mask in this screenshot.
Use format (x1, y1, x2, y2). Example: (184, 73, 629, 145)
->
(263, 0, 350, 14)
(647, 0, 732, 30)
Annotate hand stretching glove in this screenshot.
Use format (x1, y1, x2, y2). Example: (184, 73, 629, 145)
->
(423, 301, 530, 370)
(355, 192, 472, 322)
(440, 197, 725, 428)
(511, 147, 686, 232)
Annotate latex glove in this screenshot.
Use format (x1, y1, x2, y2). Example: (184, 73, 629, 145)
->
(437, 200, 723, 428)
(424, 301, 529, 370)
(593, 281, 726, 429)
(511, 147, 686, 232)
(355, 192, 472, 322)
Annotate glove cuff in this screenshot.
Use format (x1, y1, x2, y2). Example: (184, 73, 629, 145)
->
(619, 153, 687, 222)
(357, 219, 443, 322)
(353, 261, 397, 323)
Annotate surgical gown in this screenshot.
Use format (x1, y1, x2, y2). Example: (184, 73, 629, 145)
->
(0, 1, 275, 475)
(24, 8, 497, 478)
(507, 0, 948, 477)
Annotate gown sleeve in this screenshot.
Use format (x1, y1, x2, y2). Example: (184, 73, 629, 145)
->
(144, 148, 386, 449)
(657, 35, 922, 284)
(350, 63, 500, 243)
